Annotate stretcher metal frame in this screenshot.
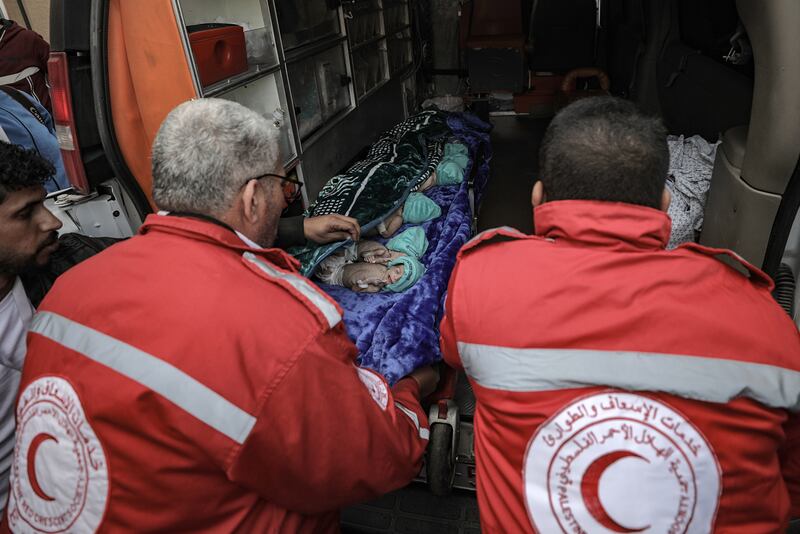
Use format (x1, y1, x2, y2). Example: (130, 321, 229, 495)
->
(416, 142, 485, 496)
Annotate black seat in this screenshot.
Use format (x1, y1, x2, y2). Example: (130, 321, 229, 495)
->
(464, 0, 527, 93)
(527, 0, 597, 72)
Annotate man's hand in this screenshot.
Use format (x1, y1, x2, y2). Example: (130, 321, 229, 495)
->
(304, 215, 361, 244)
(407, 365, 440, 398)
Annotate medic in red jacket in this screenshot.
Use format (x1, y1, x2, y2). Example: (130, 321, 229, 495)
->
(441, 202, 800, 533)
(2, 214, 430, 533)
(443, 94, 800, 533)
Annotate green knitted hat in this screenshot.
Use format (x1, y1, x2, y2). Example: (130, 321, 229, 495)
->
(403, 192, 441, 224)
(386, 226, 429, 258)
(383, 255, 426, 292)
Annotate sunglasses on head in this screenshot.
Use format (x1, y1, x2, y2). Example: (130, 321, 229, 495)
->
(244, 173, 304, 204)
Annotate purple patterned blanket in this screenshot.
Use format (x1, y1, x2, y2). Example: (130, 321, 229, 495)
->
(317, 113, 492, 383)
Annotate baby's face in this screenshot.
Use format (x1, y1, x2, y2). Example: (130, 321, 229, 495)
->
(386, 264, 404, 285)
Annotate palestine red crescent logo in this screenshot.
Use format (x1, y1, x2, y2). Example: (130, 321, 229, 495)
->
(356, 367, 389, 411)
(523, 392, 721, 533)
(7, 376, 109, 534)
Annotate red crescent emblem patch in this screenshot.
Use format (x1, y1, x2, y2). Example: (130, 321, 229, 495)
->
(8, 377, 109, 533)
(523, 392, 721, 533)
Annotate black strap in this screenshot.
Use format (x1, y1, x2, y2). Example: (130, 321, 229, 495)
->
(626, 0, 647, 97)
(0, 85, 47, 126)
(664, 50, 701, 88)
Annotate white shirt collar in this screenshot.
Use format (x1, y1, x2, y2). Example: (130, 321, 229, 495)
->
(235, 230, 262, 249)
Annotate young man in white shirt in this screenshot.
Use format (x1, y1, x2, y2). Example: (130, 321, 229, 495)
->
(0, 142, 62, 512)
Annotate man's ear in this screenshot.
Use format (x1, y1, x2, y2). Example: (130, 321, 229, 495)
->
(660, 187, 672, 212)
(532, 181, 546, 207)
(241, 179, 260, 224)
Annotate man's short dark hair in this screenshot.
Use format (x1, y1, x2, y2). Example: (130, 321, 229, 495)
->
(539, 96, 669, 209)
(0, 142, 55, 203)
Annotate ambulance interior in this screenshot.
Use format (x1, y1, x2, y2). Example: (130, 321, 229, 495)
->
(37, 0, 800, 529)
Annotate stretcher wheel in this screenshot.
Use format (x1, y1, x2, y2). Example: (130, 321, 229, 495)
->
(427, 423, 455, 497)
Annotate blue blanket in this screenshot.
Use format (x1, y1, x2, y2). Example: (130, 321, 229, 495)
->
(318, 113, 492, 383)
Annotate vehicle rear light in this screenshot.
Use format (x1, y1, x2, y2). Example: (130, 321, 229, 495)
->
(48, 52, 90, 193)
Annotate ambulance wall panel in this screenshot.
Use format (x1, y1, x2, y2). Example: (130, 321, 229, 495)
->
(300, 78, 405, 200)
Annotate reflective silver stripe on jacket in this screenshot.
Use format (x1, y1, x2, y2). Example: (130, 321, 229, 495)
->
(0, 66, 40, 86)
(31, 312, 257, 444)
(243, 252, 341, 329)
(395, 402, 430, 440)
(458, 342, 800, 411)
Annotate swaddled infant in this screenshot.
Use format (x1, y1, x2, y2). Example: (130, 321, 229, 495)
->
(316, 227, 428, 293)
(374, 192, 441, 238)
(414, 143, 469, 194)
(338, 257, 424, 293)
(399, 142, 468, 199)
(372, 147, 466, 238)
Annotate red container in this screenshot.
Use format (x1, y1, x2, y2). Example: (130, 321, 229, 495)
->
(187, 23, 248, 87)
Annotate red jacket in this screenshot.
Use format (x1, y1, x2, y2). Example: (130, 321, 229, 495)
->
(441, 201, 800, 533)
(3, 214, 429, 533)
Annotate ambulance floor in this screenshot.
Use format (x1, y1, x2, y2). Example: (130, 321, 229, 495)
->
(341, 115, 548, 533)
(341, 484, 481, 534)
(477, 115, 551, 233)
(341, 372, 480, 534)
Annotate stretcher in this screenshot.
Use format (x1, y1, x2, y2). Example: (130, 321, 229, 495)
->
(292, 110, 491, 495)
